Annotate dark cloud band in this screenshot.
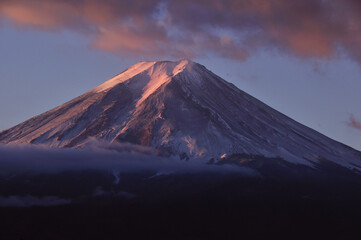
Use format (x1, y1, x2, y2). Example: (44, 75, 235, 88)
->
(0, 142, 255, 176)
(1, 0, 361, 62)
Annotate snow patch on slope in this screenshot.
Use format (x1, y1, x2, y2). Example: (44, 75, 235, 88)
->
(94, 61, 156, 92)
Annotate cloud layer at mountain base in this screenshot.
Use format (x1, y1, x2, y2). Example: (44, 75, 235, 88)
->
(0, 142, 256, 176)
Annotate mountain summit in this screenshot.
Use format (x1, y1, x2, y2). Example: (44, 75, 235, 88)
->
(0, 60, 360, 169)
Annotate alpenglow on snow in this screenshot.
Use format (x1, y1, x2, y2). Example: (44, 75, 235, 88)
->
(0, 60, 360, 170)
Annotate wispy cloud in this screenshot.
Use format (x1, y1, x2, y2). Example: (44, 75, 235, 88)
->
(1, 0, 361, 62)
(347, 114, 361, 130)
(0, 195, 71, 207)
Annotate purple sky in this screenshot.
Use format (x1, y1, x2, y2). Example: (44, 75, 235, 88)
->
(0, 0, 361, 150)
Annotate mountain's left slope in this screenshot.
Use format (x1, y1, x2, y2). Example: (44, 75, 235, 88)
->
(0, 60, 205, 150)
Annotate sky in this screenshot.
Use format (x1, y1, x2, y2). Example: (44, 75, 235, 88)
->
(0, 0, 360, 151)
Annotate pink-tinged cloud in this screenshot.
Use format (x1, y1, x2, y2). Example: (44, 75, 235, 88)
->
(348, 115, 361, 130)
(1, 0, 361, 61)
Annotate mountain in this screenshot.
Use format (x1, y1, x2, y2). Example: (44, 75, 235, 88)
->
(0, 59, 360, 170)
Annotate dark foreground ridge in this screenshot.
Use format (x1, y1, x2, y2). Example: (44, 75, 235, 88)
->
(1, 159, 361, 240)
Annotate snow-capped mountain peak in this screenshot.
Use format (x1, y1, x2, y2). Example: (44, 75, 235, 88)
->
(0, 60, 360, 171)
(94, 59, 196, 93)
